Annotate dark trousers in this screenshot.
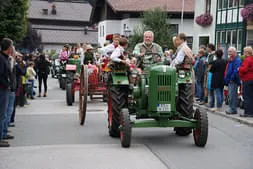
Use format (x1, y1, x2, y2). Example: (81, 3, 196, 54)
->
(38, 73, 48, 93)
(10, 96, 18, 123)
(243, 80, 253, 115)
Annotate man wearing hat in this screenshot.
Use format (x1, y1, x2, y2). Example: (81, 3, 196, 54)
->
(83, 44, 95, 65)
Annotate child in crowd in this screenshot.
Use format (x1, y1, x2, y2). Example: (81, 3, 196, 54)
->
(27, 62, 36, 99)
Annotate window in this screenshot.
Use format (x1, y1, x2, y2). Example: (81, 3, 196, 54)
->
(186, 37, 193, 49)
(233, 0, 238, 6)
(222, 0, 228, 9)
(170, 24, 178, 36)
(205, 0, 211, 13)
(221, 31, 226, 43)
(228, 0, 233, 8)
(102, 25, 104, 37)
(123, 24, 126, 30)
(226, 30, 231, 44)
(237, 29, 242, 51)
(98, 26, 102, 37)
(217, 31, 221, 44)
(239, 0, 244, 6)
(218, 0, 222, 10)
(199, 36, 209, 47)
(232, 30, 237, 48)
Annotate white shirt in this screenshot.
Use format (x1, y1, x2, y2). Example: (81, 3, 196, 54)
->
(170, 42, 187, 68)
(76, 47, 84, 64)
(102, 43, 117, 57)
(110, 46, 124, 63)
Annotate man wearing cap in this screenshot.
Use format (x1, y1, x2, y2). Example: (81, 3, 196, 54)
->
(133, 31, 163, 70)
(0, 38, 14, 147)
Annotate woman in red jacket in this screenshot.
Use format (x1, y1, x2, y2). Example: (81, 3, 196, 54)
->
(239, 46, 253, 117)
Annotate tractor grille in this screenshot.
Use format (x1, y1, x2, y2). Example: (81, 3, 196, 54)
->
(158, 90, 170, 101)
(157, 75, 171, 102)
(158, 75, 171, 86)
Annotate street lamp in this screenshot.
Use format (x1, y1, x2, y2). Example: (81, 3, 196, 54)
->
(124, 26, 131, 38)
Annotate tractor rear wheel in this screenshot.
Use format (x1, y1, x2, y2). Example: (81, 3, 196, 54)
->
(120, 108, 131, 148)
(66, 83, 73, 106)
(175, 83, 194, 136)
(108, 86, 128, 137)
(193, 109, 208, 147)
(79, 65, 88, 125)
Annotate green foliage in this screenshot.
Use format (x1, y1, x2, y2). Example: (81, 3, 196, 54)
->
(0, 0, 29, 42)
(127, 26, 144, 51)
(128, 7, 174, 51)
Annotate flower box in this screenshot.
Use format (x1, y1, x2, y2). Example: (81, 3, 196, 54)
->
(241, 4, 253, 22)
(195, 13, 213, 27)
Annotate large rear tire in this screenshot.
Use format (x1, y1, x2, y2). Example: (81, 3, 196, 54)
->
(108, 86, 128, 137)
(79, 65, 88, 125)
(193, 109, 208, 147)
(66, 83, 73, 106)
(120, 108, 131, 148)
(175, 83, 194, 136)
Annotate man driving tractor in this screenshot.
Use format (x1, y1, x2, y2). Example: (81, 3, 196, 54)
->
(133, 31, 163, 70)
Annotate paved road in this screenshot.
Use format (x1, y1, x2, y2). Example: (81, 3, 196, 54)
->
(0, 77, 252, 169)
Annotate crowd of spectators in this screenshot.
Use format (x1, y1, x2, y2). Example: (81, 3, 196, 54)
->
(0, 38, 50, 147)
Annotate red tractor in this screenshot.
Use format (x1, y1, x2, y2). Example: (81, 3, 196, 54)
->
(78, 64, 108, 125)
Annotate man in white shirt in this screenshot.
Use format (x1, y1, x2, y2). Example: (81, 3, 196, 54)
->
(170, 33, 194, 69)
(110, 37, 128, 64)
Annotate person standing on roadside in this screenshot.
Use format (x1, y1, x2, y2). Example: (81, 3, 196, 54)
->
(225, 47, 241, 115)
(3, 46, 17, 141)
(0, 38, 13, 147)
(209, 49, 227, 112)
(37, 54, 50, 97)
(239, 46, 253, 117)
(204, 44, 216, 104)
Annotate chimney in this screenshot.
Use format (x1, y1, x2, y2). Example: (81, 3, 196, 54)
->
(84, 26, 88, 35)
(51, 4, 56, 15)
(42, 9, 48, 15)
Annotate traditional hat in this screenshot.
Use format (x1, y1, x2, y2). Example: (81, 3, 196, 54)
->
(86, 44, 93, 50)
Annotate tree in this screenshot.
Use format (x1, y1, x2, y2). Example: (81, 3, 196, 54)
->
(0, 0, 29, 42)
(21, 22, 43, 53)
(128, 7, 174, 51)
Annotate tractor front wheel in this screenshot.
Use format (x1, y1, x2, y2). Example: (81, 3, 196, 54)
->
(66, 83, 73, 106)
(108, 86, 128, 137)
(175, 83, 194, 136)
(120, 108, 131, 148)
(193, 109, 208, 147)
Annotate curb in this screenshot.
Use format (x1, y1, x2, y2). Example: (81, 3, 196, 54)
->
(194, 103, 253, 127)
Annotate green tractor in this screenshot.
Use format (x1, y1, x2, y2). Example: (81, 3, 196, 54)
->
(107, 53, 208, 148)
(58, 60, 67, 90)
(65, 57, 81, 106)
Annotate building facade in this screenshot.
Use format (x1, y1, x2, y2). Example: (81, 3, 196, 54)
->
(215, 0, 253, 55)
(88, 0, 195, 48)
(192, 0, 217, 53)
(28, 0, 97, 52)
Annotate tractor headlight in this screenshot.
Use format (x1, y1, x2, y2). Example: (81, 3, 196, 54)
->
(178, 70, 186, 78)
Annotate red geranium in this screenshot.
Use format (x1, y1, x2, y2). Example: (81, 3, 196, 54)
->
(195, 13, 213, 27)
(241, 4, 253, 21)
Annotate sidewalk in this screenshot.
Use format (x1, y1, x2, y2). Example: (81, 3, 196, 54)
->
(194, 102, 253, 127)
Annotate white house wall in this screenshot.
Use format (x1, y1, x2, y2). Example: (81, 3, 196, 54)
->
(192, 0, 217, 54)
(98, 18, 194, 47)
(98, 20, 121, 46)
